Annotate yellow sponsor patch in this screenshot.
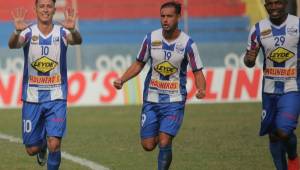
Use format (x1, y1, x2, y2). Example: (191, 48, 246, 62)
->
(261, 29, 272, 36)
(151, 40, 162, 47)
(154, 61, 177, 77)
(29, 74, 61, 85)
(264, 67, 296, 78)
(31, 56, 58, 73)
(268, 47, 294, 63)
(149, 79, 179, 91)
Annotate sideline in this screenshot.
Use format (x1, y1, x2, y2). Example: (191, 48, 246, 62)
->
(0, 132, 110, 170)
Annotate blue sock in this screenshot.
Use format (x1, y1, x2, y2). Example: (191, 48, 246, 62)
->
(269, 141, 287, 170)
(283, 133, 298, 160)
(158, 145, 172, 170)
(47, 151, 61, 170)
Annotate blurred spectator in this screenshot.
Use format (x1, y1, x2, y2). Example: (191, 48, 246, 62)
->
(287, 0, 297, 15)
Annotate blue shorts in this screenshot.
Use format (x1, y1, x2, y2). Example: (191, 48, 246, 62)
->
(140, 101, 185, 139)
(22, 100, 67, 146)
(260, 92, 300, 136)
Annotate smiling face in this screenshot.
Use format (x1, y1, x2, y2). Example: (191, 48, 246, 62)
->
(160, 6, 180, 33)
(35, 0, 56, 24)
(264, 0, 287, 20)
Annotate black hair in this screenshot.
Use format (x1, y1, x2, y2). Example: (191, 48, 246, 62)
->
(35, 0, 56, 5)
(160, 1, 181, 15)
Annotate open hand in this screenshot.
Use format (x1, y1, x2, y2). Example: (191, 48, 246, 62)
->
(11, 8, 28, 31)
(61, 7, 77, 31)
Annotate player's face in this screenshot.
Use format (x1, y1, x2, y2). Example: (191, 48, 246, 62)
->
(160, 7, 180, 32)
(35, 0, 56, 24)
(264, 0, 287, 20)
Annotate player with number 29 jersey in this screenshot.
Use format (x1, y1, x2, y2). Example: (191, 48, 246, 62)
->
(247, 14, 300, 94)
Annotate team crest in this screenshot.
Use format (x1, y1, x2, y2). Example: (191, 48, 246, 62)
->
(32, 35, 39, 41)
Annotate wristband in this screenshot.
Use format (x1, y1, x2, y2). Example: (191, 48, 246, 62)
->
(69, 28, 76, 33)
(14, 29, 22, 35)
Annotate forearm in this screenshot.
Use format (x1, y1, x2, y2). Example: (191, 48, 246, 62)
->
(120, 61, 145, 84)
(8, 32, 21, 49)
(68, 29, 82, 45)
(194, 70, 206, 91)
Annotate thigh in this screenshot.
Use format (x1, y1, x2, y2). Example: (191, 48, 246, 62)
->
(159, 102, 185, 137)
(22, 102, 45, 146)
(276, 92, 300, 134)
(140, 102, 159, 139)
(260, 93, 277, 136)
(44, 100, 67, 138)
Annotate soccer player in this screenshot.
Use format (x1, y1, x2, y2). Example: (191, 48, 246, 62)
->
(8, 0, 82, 169)
(113, 1, 206, 170)
(244, 0, 300, 169)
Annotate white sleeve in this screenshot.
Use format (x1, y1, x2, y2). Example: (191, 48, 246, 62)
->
(246, 25, 259, 51)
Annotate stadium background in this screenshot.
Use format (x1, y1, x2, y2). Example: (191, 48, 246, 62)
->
(0, 0, 299, 170)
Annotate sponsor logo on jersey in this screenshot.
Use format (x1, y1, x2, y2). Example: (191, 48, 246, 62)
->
(149, 79, 179, 91)
(154, 61, 178, 76)
(287, 26, 298, 36)
(151, 40, 162, 47)
(261, 29, 272, 36)
(264, 67, 296, 78)
(268, 47, 294, 63)
(175, 43, 185, 54)
(53, 36, 60, 43)
(29, 74, 61, 85)
(31, 56, 58, 73)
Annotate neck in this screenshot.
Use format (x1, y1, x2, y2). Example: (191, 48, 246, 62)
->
(270, 14, 288, 26)
(163, 28, 180, 42)
(38, 21, 53, 35)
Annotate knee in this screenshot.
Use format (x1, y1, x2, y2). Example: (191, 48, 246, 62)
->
(276, 129, 290, 141)
(47, 137, 61, 152)
(141, 141, 156, 151)
(25, 147, 40, 156)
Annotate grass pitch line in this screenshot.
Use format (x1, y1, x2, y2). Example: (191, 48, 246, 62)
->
(0, 132, 110, 170)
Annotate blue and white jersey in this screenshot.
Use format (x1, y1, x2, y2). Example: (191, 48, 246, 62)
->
(137, 28, 203, 103)
(20, 24, 70, 103)
(247, 14, 300, 94)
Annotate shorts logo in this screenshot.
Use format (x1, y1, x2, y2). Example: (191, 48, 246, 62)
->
(31, 56, 58, 73)
(154, 61, 177, 77)
(268, 47, 294, 63)
(141, 114, 146, 127)
(261, 110, 267, 121)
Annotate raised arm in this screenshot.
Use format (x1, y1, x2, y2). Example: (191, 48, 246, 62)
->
(8, 8, 28, 49)
(113, 60, 146, 90)
(61, 7, 82, 45)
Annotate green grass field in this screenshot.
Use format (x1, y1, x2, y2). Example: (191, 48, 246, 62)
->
(0, 102, 298, 170)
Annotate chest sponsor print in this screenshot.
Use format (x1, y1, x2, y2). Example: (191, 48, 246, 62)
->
(268, 47, 295, 63)
(154, 61, 178, 77)
(31, 56, 58, 73)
